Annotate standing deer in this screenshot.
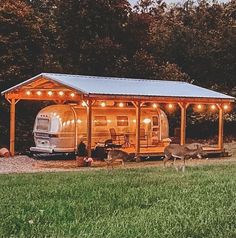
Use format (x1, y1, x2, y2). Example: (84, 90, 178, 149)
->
(163, 144, 205, 171)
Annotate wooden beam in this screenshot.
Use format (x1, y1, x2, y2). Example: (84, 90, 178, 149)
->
(218, 104, 224, 150)
(10, 99, 16, 156)
(71, 106, 78, 152)
(134, 101, 141, 156)
(87, 99, 92, 157)
(86, 94, 234, 104)
(179, 103, 188, 145)
(5, 93, 83, 101)
(5, 91, 234, 104)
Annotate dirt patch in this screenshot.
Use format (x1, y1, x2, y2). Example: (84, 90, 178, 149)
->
(0, 142, 236, 174)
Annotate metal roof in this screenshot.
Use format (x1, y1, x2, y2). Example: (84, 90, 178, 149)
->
(2, 73, 235, 100)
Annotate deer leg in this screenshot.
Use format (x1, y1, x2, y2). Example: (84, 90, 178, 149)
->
(173, 157, 180, 172)
(181, 157, 186, 172)
(173, 157, 176, 167)
(106, 161, 110, 170)
(163, 155, 170, 168)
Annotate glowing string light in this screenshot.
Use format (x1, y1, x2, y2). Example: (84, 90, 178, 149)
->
(36, 91, 42, 96)
(119, 102, 124, 107)
(26, 90, 31, 96)
(152, 103, 157, 108)
(58, 91, 64, 96)
(101, 102, 106, 107)
(48, 91, 53, 96)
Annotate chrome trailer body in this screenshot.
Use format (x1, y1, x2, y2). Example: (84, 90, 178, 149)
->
(30, 104, 169, 154)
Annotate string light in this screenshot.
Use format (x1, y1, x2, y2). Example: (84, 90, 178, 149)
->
(77, 119, 82, 124)
(26, 90, 31, 96)
(101, 102, 106, 107)
(70, 92, 75, 98)
(152, 103, 158, 108)
(197, 104, 202, 110)
(223, 104, 229, 111)
(119, 102, 124, 107)
(168, 104, 173, 109)
(58, 91, 64, 96)
(211, 105, 216, 110)
(36, 91, 42, 96)
(47, 91, 53, 96)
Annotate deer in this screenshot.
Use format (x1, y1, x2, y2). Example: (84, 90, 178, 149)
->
(163, 144, 205, 172)
(105, 149, 134, 169)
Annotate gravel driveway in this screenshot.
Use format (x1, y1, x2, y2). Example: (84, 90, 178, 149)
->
(0, 142, 236, 174)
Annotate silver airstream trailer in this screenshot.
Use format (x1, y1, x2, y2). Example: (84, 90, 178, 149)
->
(30, 104, 169, 154)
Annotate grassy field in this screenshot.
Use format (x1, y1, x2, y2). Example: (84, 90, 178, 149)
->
(0, 164, 236, 238)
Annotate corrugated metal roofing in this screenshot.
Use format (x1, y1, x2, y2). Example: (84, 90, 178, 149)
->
(2, 73, 235, 100)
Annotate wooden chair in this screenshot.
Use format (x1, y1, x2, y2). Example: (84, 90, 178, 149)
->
(109, 128, 124, 145)
(140, 128, 148, 147)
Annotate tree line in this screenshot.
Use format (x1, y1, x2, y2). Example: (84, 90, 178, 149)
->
(1, 0, 236, 89)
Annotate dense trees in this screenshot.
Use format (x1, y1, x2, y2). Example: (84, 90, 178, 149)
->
(0, 0, 45, 89)
(1, 0, 235, 87)
(0, 0, 235, 148)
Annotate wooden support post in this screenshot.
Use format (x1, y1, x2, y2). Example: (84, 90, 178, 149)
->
(218, 105, 224, 150)
(135, 101, 141, 157)
(10, 99, 16, 156)
(179, 103, 188, 146)
(87, 99, 92, 157)
(71, 106, 78, 152)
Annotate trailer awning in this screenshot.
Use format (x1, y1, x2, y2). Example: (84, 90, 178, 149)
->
(1, 73, 235, 102)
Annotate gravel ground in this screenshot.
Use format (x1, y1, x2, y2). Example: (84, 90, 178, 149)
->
(0, 156, 96, 174)
(0, 156, 36, 174)
(0, 142, 236, 174)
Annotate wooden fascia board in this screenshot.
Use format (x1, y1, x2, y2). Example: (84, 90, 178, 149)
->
(85, 94, 235, 104)
(5, 92, 83, 101)
(2, 74, 87, 97)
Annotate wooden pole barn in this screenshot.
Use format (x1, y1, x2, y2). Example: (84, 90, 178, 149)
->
(1, 73, 234, 157)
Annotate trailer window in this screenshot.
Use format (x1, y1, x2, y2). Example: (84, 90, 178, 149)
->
(36, 118, 49, 131)
(117, 116, 128, 126)
(152, 116, 159, 126)
(94, 116, 107, 126)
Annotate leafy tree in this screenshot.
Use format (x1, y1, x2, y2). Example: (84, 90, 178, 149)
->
(0, 0, 44, 90)
(129, 49, 159, 78)
(150, 0, 236, 87)
(157, 62, 190, 81)
(79, 37, 124, 76)
(56, 0, 131, 73)
(26, 0, 62, 72)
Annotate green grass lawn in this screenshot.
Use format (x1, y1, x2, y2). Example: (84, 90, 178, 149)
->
(0, 164, 236, 238)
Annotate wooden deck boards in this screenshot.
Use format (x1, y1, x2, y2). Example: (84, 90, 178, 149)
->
(123, 145, 223, 156)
